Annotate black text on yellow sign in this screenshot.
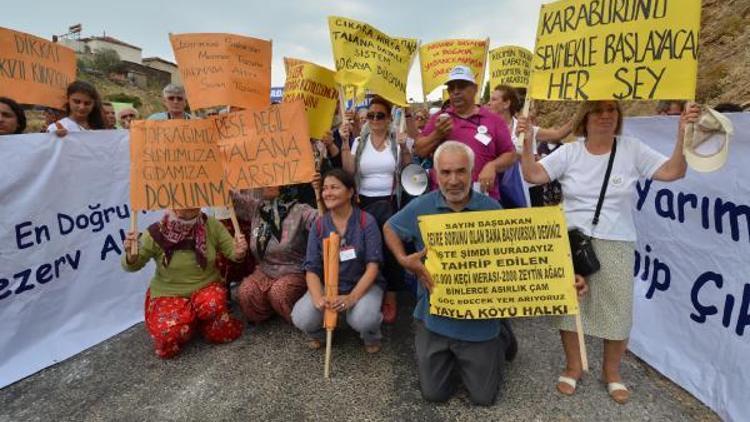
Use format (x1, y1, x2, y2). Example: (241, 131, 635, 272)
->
(419, 207, 579, 320)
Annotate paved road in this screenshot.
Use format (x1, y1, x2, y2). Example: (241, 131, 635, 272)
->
(1, 296, 718, 421)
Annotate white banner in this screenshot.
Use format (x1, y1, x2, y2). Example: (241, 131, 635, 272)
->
(0, 131, 158, 388)
(626, 114, 750, 422)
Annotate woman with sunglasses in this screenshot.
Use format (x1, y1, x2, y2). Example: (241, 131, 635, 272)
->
(339, 96, 411, 324)
(147, 84, 193, 121)
(47, 81, 106, 136)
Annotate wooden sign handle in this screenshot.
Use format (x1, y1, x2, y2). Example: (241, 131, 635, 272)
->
(129, 208, 138, 256)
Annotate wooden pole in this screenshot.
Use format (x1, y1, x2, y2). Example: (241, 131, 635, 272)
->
(575, 311, 589, 372)
(228, 196, 241, 237)
(312, 141, 326, 216)
(129, 207, 138, 256)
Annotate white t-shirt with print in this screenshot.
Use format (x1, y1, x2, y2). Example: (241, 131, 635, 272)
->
(539, 136, 667, 241)
(352, 136, 398, 198)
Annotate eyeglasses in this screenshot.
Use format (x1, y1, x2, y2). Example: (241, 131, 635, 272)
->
(415, 115, 427, 121)
(166, 96, 184, 102)
(120, 114, 136, 119)
(366, 111, 387, 121)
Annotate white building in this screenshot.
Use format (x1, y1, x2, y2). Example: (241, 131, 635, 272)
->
(143, 57, 181, 85)
(60, 36, 142, 64)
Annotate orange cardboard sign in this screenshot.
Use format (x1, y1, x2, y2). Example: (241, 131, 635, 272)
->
(218, 101, 316, 190)
(170, 33, 272, 110)
(0, 27, 75, 109)
(129, 118, 229, 210)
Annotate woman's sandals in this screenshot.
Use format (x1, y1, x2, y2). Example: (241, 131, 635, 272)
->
(606, 382, 630, 404)
(557, 376, 630, 404)
(556, 376, 579, 395)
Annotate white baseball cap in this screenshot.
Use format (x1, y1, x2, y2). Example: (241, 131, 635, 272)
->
(446, 65, 476, 85)
(683, 107, 733, 173)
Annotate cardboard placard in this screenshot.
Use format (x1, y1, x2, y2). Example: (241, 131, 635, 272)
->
(0, 27, 76, 109)
(529, 0, 701, 101)
(489, 46, 533, 89)
(419, 207, 579, 319)
(283, 58, 338, 139)
(170, 33, 272, 110)
(419, 38, 488, 96)
(328, 16, 417, 107)
(218, 101, 316, 190)
(129, 118, 229, 210)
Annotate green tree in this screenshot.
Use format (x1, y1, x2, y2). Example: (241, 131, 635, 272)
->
(91, 48, 122, 74)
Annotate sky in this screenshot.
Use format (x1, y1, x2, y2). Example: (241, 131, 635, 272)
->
(3, 0, 547, 100)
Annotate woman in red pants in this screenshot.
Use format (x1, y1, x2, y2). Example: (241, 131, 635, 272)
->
(123, 208, 248, 358)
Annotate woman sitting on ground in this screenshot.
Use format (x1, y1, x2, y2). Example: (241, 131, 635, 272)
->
(48, 80, 105, 136)
(123, 208, 247, 358)
(232, 177, 320, 325)
(291, 169, 385, 353)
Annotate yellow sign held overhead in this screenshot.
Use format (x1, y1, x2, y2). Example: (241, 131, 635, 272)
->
(328, 16, 418, 107)
(419, 207, 579, 319)
(283, 58, 339, 139)
(489, 46, 532, 89)
(419, 39, 488, 97)
(529, 0, 701, 101)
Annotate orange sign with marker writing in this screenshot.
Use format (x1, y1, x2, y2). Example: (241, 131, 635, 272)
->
(218, 101, 316, 190)
(170, 33, 272, 110)
(0, 27, 76, 109)
(129, 118, 229, 211)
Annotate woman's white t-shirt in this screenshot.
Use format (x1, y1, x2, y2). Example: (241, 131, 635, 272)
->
(352, 135, 398, 197)
(539, 136, 667, 241)
(47, 117, 88, 133)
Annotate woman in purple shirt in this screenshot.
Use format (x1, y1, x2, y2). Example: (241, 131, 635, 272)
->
(291, 169, 385, 353)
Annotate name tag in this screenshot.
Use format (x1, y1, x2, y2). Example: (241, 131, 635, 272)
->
(340, 247, 357, 262)
(475, 132, 491, 146)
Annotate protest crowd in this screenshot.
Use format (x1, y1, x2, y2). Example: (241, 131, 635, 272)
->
(1, 2, 746, 416)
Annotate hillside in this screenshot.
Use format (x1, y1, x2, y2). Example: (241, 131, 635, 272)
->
(534, 0, 750, 127)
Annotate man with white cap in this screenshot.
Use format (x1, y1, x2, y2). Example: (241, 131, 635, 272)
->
(415, 65, 516, 200)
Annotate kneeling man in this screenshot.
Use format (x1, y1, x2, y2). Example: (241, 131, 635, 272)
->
(384, 141, 517, 405)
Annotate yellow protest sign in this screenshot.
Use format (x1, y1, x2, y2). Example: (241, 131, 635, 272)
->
(170, 33, 272, 110)
(284, 57, 311, 75)
(282, 58, 338, 139)
(129, 118, 229, 211)
(0, 27, 76, 109)
(328, 16, 418, 107)
(419, 38, 488, 97)
(489, 46, 532, 89)
(218, 101, 316, 190)
(529, 0, 701, 101)
(419, 207, 579, 319)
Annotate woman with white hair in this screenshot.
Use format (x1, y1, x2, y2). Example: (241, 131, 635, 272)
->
(117, 107, 139, 129)
(147, 84, 193, 120)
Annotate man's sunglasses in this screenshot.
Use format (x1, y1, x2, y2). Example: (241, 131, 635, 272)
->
(166, 96, 185, 102)
(366, 111, 387, 121)
(120, 114, 136, 119)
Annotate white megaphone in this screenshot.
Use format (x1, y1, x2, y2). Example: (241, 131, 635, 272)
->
(401, 163, 429, 196)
